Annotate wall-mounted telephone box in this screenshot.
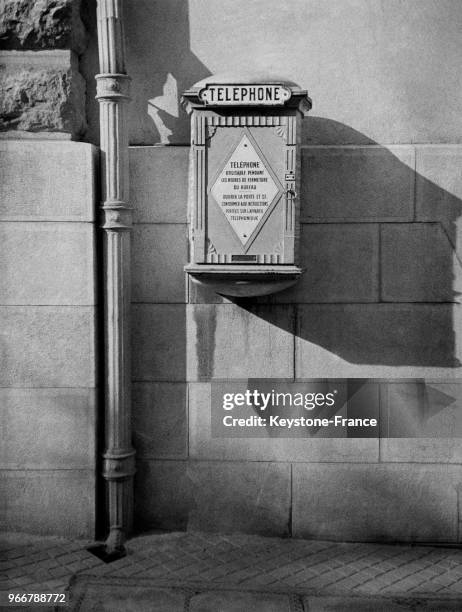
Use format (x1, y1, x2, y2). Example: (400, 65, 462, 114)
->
(182, 74, 311, 297)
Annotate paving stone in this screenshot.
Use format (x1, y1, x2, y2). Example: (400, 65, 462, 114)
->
(43, 579, 67, 590)
(381, 223, 461, 302)
(293, 463, 461, 543)
(303, 596, 415, 611)
(132, 224, 187, 303)
(42, 545, 69, 558)
(300, 146, 414, 222)
(225, 568, 262, 583)
(0, 306, 96, 387)
(0, 141, 96, 221)
(3, 549, 28, 560)
(190, 590, 293, 611)
(140, 566, 171, 579)
(130, 146, 189, 223)
(30, 568, 53, 581)
(412, 601, 462, 611)
(73, 584, 186, 612)
(296, 304, 462, 379)
(3, 531, 462, 606)
(48, 566, 71, 579)
(132, 382, 187, 459)
(1, 388, 96, 469)
(28, 557, 59, 570)
(186, 304, 294, 380)
(5, 566, 26, 579)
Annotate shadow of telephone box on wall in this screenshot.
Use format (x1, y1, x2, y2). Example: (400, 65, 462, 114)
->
(182, 75, 312, 297)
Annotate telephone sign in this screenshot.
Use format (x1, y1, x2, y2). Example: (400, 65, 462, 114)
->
(182, 75, 312, 297)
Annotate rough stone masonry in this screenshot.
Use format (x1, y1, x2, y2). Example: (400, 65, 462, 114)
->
(0, 0, 87, 138)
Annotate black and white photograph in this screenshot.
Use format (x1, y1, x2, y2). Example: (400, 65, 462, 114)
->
(1, 1, 462, 610)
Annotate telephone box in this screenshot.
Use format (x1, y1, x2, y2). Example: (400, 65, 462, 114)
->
(182, 75, 312, 297)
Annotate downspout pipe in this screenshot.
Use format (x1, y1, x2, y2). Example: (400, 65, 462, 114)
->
(95, 0, 135, 556)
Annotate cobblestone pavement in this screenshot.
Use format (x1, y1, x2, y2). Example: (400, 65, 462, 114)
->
(1, 531, 462, 610)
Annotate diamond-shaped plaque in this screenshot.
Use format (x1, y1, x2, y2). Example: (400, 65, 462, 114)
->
(210, 134, 281, 246)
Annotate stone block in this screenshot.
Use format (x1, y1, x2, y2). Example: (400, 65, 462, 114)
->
(302, 597, 418, 611)
(381, 224, 461, 302)
(0, 388, 96, 469)
(0, 50, 86, 137)
(274, 224, 379, 303)
(416, 146, 462, 224)
(72, 584, 185, 612)
(0, 222, 96, 305)
(296, 304, 462, 379)
(187, 304, 294, 380)
(190, 592, 292, 612)
(1, 469, 95, 537)
(132, 224, 187, 303)
(189, 383, 379, 462)
(0, 141, 96, 221)
(293, 463, 461, 542)
(416, 603, 462, 612)
(300, 146, 414, 222)
(0, 306, 96, 387)
(380, 382, 462, 463)
(132, 304, 186, 382)
(129, 147, 189, 223)
(0, 0, 86, 53)
(133, 382, 187, 459)
(135, 460, 291, 536)
(134, 461, 190, 531)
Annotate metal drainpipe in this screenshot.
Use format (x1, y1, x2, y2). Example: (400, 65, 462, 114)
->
(95, 0, 135, 555)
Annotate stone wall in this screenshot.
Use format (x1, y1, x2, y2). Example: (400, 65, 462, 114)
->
(0, 0, 88, 139)
(116, 0, 462, 543)
(0, 1, 98, 537)
(1, 0, 461, 543)
(0, 141, 98, 537)
(129, 142, 462, 542)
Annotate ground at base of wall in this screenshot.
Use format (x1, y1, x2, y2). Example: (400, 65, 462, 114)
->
(1, 531, 462, 611)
